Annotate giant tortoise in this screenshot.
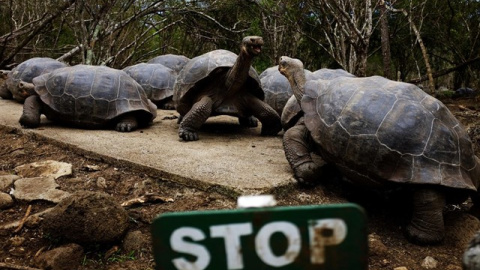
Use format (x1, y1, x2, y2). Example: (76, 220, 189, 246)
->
(173, 36, 281, 141)
(123, 63, 177, 109)
(19, 65, 157, 132)
(278, 56, 480, 245)
(0, 57, 67, 103)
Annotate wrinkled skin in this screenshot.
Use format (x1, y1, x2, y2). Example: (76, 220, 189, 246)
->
(278, 56, 480, 245)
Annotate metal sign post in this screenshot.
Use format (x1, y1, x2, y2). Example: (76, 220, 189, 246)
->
(151, 203, 367, 270)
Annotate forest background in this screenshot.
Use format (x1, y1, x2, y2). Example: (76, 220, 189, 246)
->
(0, 0, 479, 94)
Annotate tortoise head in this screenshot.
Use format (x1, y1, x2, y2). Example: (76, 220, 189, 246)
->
(278, 56, 306, 103)
(278, 56, 304, 78)
(17, 81, 36, 99)
(241, 36, 263, 57)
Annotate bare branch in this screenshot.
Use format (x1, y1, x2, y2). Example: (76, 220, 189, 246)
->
(0, 0, 77, 67)
(179, 9, 249, 34)
(56, 45, 83, 62)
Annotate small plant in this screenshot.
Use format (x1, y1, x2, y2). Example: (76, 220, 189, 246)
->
(107, 250, 136, 263)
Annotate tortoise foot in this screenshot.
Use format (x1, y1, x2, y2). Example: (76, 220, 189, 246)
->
(161, 103, 176, 110)
(179, 128, 199, 141)
(294, 162, 323, 187)
(115, 117, 138, 132)
(239, 116, 258, 128)
(116, 123, 136, 132)
(19, 114, 39, 128)
(405, 220, 444, 245)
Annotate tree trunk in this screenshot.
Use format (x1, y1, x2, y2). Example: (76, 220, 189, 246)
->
(379, 0, 392, 79)
(0, 0, 77, 67)
(388, 6, 435, 94)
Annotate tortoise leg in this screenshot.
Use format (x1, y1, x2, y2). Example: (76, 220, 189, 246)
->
(19, 95, 42, 128)
(238, 116, 258, 127)
(405, 188, 446, 245)
(179, 95, 213, 141)
(283, 121, 324, 185)
(115, 114, 138, 132)
(243, 94, 281, 136)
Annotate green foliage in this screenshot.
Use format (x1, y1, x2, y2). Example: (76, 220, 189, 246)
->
(107, 250, 137, 263)
(0, 0, 478, 88)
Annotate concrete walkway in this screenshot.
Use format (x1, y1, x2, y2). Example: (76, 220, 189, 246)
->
(0, 99, 296, 197)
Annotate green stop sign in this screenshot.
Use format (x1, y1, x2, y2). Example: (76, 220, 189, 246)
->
(151, 203, 367, 270)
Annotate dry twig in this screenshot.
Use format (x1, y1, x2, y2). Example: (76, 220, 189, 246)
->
(14, 205, 32, 233)
(121, 193, 174, 207)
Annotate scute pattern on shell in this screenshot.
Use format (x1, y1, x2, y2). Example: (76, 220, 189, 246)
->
(302, 75, 478, 190)
(173, 49, 263, 114)
(32, 65, 155, 126)
(280, 68, 353, 131)
(147, 54, 190, 72)
(123, 63, 176, 103)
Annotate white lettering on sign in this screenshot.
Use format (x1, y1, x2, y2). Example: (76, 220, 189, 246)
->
(170, 227, 210, 270)
(309, 219, 347, 264)
(169, 219, 347, 270)
(255, 221, 301, 267)
(210, 223, 253, 269)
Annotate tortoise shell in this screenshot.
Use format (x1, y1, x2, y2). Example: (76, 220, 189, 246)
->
(32, 65, 156, 128)
(302, 75, 480, 191)
(281, 95, 303, 131)
(310, 68, 355, 80)
(173, 49, 263, 116)
(123, 63, 176, 105)
(6, 57, 67, 102)
(147, 54, 190, 73)
(280, 68, 353, 130)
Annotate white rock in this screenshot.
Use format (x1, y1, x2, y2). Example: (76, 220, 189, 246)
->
(422, 256, 438, 269)
(0, 175, 20, 191)
(15, 160, 72, 179)
(12, 177, 70, 203)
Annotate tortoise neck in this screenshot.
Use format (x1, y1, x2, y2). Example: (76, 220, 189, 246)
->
(225, 49, 254, 93)
(288, 69, 306, 104)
